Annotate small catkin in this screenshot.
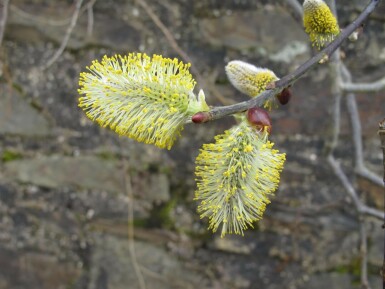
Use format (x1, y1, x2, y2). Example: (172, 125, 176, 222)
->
(303, 0, 340, 49)
(225, 60, 279, 110)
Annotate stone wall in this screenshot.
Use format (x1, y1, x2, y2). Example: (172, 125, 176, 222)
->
(0, 1, 384, 288)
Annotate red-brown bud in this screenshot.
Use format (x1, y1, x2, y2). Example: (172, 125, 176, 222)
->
(192, 112, 210, 123)
(247, 107, 272, 134)
(276, 88, 291, 105)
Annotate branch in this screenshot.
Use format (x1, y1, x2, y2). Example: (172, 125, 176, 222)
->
(40, 0, 83, 70)
(360, 221, 371, 289)
(199, 0, 380, 122)
(284, 2, 382, 287)
(339, 64, 384, 186)
(0, 0, 10, 49)
(378, 119, 385, 289)
(357, 166, 384, 187)
(341, 75, 385, 92)
(136, 0, 232, 105)
(327, 155, 383, 219)
(326, 60, 343, 153)
(282, 0, 303, 24)
(9, 1, 91, 27)
(86, 0, 97, 37)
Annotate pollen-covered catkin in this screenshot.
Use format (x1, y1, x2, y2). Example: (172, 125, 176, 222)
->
(194, 120, 286, 237)
(303, 0, 340, 49)
(78, 53, 209, 149)
(225, 61, 279, 110)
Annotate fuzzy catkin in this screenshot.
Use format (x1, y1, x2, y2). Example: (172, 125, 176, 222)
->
(303, 0, 340, 49)
(195, 121, 286, 237)
(78, 53, 209, 149)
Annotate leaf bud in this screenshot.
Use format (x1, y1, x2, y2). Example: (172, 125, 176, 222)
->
(247, 107, 272, 134)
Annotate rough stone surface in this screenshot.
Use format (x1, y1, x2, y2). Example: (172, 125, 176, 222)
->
(3, 156, 124, 191)
(0, 1, 384, 289)
(3, 155, 170, 201)
(87, 235, 207, 289)
(0, 85, 51, 137)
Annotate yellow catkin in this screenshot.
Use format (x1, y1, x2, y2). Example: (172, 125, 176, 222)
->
(225, 60, 279, 110)
(194, 120, 286, 237)
(78, 53, 209, 149)
(303, 0, 340, 49)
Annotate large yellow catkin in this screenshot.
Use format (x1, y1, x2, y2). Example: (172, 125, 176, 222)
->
(78, 53, 209, 149)
(194, 120, 286, 237)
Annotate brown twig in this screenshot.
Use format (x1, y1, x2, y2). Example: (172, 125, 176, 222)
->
(40, 0, 84, 70)
(0, 0, 10, 50)
(136, 0, 233, 105)
(196, 0, 380, 122)
(9, 1, 92, 27)
(284, 1, 382, 287)
(136, 0, 194, 72)
(360, 220, 371, 289)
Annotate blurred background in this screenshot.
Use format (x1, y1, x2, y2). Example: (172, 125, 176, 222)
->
(0, 0, 385, 288)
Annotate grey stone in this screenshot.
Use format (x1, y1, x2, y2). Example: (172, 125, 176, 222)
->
(302, 273, 356, 289)
(0, 85, 51, 137)
(7, 2, 142, 51)
(87, 235, 207, 289)
(3, 156, 169, 203)
(199, 8, 308, 56)
(4, 156, 123, 192)
(269, 41, 309, 64)
(211, 236, 255, 254)
(0, 249, 81, 289)
(143, 173, 170, 203)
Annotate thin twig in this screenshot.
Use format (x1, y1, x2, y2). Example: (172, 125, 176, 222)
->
(327, 155, 383, 219)
(0, 0, 10, 49)
(282, 0, 303, 23)
(276, 0, 378, 87)
(378, 119, 385, 289)
(284, 1, 382, 287)
(341, 76, 385, 92)
(326, 59, 342, 153)
(136, 0, 193, 70)
(86, 0, 96, 37)
(119, 139, 147, 289)
(199, 0, 380, 122)
(360, 220, 371, 289)
(9, 2, 91, 26)
(357, 166, 384, 187)
(340, 64, 384, 186)
(40, 0, 83, 70)
(136, 0, 233, 105)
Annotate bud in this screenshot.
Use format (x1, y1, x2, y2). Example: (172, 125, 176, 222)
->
(348, 26, 363, 42)
(78, 53, 209, 150)
(195, 121, 286, 237)
(247, 107, 272, 134)
(192, 112, 210, 123)
(225, 60, 279, 110)
(303, 0, 340, 49)
(276, 88, 292, 105)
